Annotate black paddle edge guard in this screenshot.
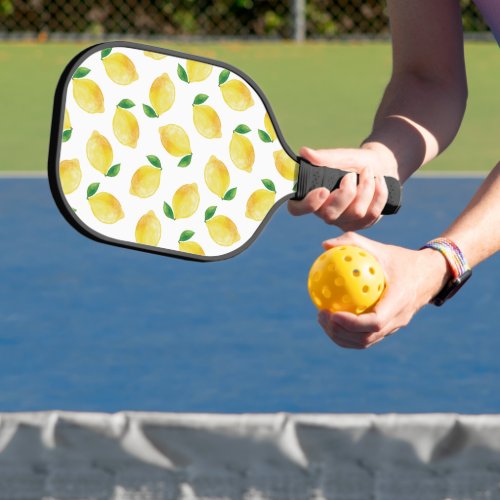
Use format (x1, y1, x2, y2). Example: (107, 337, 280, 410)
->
(293, 158, 402, 215)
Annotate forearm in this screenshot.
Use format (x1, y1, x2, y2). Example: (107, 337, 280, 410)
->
(418, 162, 500, 303)
(360, 0, 467, 183)
(441, 162, 500, 267)
(362, 73, 467, 183)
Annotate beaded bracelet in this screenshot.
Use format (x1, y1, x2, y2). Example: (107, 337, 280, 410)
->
(421, 238, 470, 278)
(420, 237, 472, 306)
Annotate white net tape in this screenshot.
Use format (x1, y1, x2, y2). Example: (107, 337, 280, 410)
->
(0, 412, 500, 499)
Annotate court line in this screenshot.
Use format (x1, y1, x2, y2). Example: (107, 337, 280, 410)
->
(414, 171, 487, 178)
(0, 170, 488, 179)
(0, 171, 48, 178)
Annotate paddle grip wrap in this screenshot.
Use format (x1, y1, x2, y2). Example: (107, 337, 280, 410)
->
(293, 157, 402, 215)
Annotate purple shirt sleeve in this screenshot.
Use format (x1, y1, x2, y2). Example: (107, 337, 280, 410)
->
(473, 0, 500, 45)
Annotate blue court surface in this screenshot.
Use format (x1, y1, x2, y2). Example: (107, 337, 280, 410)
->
(0, 176, 498, 413)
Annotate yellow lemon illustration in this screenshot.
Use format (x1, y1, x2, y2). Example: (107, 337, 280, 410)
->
(204, 156, 230, 199)
(159, 124, 191, 157)
(102, 52, 138, 85)
(230, 132, 255, 172)
(179, 241, 205, 256)
(135, 211, 161, 246)
(273, 149, 298, 181)
(172, 184, 200, 219)
(186, 60, 213, 82)
(63, 109, 71, 130)
(264, 112, 277, 141)
(206, 215, 240, 247)
(130, 165, 161, 198)
(113, 107, 139, 148)
(193, 105, 222, 139)
(246, 189, 276, 221)
(220, 80, 254, 111)
(88, 192, 124, 224)
(86, 131, 113, 174)
(59, 159, 81, 195)
(150, 73, 175, 115)
(144, 51, 167, 60)
(72, 79, 104, 113)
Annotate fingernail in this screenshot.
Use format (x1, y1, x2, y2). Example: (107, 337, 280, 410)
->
(319, 189, 329, 200)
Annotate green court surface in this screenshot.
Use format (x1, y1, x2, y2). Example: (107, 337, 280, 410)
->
(0, 41, 497, 173)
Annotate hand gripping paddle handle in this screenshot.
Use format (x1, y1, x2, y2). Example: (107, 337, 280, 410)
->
(294, 157, 402, 215)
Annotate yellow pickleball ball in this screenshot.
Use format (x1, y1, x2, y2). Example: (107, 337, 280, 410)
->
(308, 245, 385, 315)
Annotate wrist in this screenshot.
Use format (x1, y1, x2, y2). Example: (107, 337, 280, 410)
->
(360, 141, 399, 178)
(417, 248, 453, 303)
(420, 238, 472, 306)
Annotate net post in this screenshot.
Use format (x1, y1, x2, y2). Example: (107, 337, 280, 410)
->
(293, 0, 306, 42)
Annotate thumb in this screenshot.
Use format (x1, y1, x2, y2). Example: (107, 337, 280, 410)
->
(322, 231, 367, 250)
(299, 147, 364, 170)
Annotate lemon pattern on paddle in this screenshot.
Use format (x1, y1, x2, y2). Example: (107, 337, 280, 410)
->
(230, 124, 255, 172)
(58, 45, 298, 257)
(130, 155, 162, 198)
(101, 49, 138, 85)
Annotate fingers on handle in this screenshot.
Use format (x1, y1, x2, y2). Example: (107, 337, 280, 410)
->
(288, 188, 330, 216)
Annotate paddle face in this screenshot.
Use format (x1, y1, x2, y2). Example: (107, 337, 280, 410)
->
(49, 41, 299, 261)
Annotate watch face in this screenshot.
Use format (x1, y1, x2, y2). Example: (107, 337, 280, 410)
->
(432, 269, 472, 306)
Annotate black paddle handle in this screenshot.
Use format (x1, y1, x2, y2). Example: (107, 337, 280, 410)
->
(293, 157, 402, 215)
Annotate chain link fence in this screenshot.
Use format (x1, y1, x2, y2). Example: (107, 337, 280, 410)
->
(0, 0, 491, 40)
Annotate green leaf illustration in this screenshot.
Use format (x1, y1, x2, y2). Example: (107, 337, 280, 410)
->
(73, 67, 91, 79)
(101, 48, 112, 59)
(193, 93, 209, 106)
(147, 155, 162, 169)
(204, 206, 217, 222)
(86, 182, 100, 199)
(62, 129, 72, 142)
(163, 201, 175, 220)
(72, 208, 77, 213)
(292, 182, 298, 192)
(261, 179, 276, 192)
(177, 63, 189, 83)
(105, 164, 121, 177)
(142, 104, 158, 118)
(179, 230, 195, 242)
(234, 124, 251, 134)
(258, 129, 273, 143)
(118, 99, 135, 109)
(178, 154, 192, 168)
(219, 69, 230, 85)
(223, 187, 237, 200)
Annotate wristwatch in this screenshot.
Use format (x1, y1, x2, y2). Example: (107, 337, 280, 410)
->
(421, 238, 472, 306)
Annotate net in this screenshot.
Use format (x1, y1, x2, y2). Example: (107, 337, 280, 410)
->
(1, 412, 500, 499)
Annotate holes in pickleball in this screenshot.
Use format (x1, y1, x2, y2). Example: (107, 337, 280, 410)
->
(334, 277, 344, 287)
(352, 269, 360, 277)
(322, 286, 332, 299)
(344, 256, 352, 262)
(313, 271, 321, 282)
(359, 251, 366, 257)
(369, 267, 375, 275)
(362, 285, 369, 293)
(342, 295, 351, 304)
(313, 294, 323, 307)
(378, 284, 382, 291)
(327, 264, 335, 273)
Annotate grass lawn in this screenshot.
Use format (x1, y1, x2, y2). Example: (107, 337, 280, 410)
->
(0, 40, 497, 172)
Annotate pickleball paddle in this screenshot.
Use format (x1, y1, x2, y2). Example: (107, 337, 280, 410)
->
(48, 41, 401, 261)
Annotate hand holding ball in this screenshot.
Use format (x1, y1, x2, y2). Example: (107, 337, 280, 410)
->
(308, 245, 385, 314)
